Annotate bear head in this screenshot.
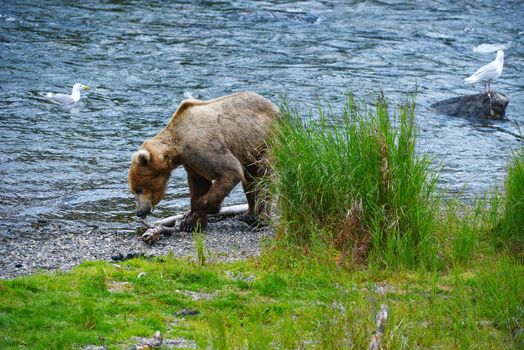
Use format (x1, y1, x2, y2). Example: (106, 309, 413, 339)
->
(128, 144, 172, 218)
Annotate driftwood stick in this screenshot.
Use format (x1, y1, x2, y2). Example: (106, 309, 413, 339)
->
(141, 225, 178, 245)
(141, 204, 249, 244)
(369, 304, 389, 350)
(155, 204, 249, 227)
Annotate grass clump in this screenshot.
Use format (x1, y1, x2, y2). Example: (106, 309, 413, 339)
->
(438, 194, 500, 267)
(499, 148, 524, 256)
(450, 148, 524, 261)
(194, 230, 207, 266)
(269, 95, 440, 269)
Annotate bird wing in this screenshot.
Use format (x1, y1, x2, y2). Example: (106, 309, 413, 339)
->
(465, 62, 498, 83)
(45, 93, 75, 104)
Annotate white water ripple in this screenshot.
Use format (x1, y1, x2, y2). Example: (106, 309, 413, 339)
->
(473, 43, 509, 53)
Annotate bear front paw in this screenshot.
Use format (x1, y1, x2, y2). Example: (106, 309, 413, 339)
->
(179, 211, 207, 232)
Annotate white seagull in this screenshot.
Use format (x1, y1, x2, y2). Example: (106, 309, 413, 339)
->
(464, 50, 504, 93)
(43, 83, 89, 104)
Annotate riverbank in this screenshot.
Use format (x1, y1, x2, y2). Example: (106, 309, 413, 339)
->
(1, 97, 522, 349)
(0, 215, 273, 279)
(0, 241, 521, 349)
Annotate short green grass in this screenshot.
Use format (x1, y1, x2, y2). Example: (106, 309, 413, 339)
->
(0, 253, 522, 349)
(1, 95, 522, 349)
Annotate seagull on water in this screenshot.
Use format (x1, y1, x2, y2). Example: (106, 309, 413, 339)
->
(43, 83, 89, 104)
(464, 50, 504, 93)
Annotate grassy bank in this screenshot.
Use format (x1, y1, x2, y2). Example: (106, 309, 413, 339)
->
(1, 95, 522, 349)
(0, 254, 522, 349)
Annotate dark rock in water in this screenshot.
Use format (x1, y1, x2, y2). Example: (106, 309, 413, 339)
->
(430, 92, 508, 119)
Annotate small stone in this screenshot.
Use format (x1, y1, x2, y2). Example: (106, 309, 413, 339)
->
(133, 331, 162, 350)
(83, 346, 106, 350)
(125, 252, 142, 260)
(111, 253, 125, 261)
(152, 331, 163, 347)
(176, 308, 200, 317)
(135, 345, 152, 350)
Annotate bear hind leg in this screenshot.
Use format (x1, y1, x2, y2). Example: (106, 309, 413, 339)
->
(241, 162, 270, 227)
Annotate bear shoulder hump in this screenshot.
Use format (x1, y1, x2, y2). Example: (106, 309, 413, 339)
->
(173, 99, 208, 117)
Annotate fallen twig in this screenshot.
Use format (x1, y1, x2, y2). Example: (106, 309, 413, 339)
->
(140, 204, 249, 244)
(155, 204, 248, 227)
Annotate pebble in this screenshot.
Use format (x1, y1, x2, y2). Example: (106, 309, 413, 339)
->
(175, 308, 199, 317)
(0, 216, 273, 279)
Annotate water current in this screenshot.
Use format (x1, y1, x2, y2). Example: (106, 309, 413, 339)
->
(1, 1, 523, 236)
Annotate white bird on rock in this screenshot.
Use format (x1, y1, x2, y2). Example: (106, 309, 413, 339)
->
(43, 83, 89, 104)
(464, 50, 504, 93)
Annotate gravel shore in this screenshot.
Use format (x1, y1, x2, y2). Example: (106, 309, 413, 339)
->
(0, 216, 274, 279)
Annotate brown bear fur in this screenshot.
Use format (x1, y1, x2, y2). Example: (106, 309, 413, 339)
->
(128, 91, 280, 231)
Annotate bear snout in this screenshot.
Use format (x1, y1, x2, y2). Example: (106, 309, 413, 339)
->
(136, 207, 151, 218)
(135, 202, 152, 218)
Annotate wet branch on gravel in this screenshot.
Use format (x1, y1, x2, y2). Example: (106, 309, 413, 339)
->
(140, 204, 249, 244)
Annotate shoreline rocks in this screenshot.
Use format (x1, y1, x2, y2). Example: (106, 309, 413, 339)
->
(0, 216, 273, 279)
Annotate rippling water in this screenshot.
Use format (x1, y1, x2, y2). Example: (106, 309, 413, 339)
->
(1, 1, 523, 236)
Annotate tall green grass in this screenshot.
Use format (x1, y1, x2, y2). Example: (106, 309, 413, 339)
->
(500, 148, 524, 257)
(269, 95, 440, 269)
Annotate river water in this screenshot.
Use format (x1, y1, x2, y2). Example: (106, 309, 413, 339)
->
(1, 1, 523, 237)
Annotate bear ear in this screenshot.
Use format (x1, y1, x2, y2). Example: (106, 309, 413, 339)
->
(132, 149, 151, 166)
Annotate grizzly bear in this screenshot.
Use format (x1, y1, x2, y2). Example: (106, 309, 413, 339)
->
(128, 91, 280, 232)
